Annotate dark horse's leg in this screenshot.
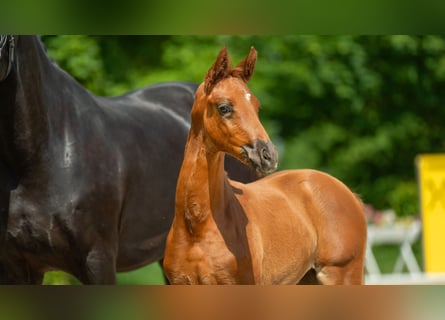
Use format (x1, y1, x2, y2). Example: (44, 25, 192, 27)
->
(0, 258, 44, 284)
(77, 245, 117, 284)
(0, 262, 23, 284)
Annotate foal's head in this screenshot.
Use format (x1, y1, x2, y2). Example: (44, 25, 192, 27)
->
(193, 46, 278, 176)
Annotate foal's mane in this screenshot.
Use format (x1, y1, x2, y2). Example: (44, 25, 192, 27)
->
(204, 46, 257, 95)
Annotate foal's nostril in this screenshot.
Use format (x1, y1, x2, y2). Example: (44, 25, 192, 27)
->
(262, 148, 272, 161)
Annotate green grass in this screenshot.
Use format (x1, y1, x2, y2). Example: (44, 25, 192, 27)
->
(43, 262, 166, 285)
(116, 262, 166, 285)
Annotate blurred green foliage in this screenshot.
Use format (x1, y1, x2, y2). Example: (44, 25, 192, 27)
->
(42, 35, 445, 216)
(39, 35, 444, 283)
(4, 1, 445, 34)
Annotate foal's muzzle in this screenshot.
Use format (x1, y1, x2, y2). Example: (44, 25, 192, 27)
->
(242, 139, 278, 176)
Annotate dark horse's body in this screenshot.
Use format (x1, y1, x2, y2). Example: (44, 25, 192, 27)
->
(0, 36, 256, 284)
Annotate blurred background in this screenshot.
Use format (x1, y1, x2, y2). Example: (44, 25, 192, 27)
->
(38, 35, 445, 284)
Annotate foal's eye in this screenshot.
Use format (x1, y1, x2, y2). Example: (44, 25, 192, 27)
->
(217, 104, 233, 116)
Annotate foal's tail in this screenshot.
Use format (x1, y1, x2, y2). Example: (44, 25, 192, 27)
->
(353, 192, 367, 220)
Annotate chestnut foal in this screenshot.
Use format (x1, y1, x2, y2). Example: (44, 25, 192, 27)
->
(163, 47, 367, 284)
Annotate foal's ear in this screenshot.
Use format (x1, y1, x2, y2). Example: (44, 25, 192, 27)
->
(235, 46, 257, 83)
(204, 46, 231, 95)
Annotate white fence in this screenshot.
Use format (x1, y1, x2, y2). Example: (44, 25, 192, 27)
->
(365, 219, 445, 284)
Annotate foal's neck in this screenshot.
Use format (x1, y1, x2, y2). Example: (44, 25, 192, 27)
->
(176, 128, 232, 233)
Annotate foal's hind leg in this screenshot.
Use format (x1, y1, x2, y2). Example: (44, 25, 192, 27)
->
(316, 260, 364, 285)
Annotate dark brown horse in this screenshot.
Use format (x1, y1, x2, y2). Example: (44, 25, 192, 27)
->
(0, 35, 256, 284)
(163, 46, 367, 284)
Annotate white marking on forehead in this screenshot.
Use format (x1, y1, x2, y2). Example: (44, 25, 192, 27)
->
(245, 93, 251, 102)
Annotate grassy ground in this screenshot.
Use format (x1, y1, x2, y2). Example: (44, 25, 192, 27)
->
(43, 262, 166, 285)
(370, 239, 423, 273)
(116, 263, 166, 285)
(43, 240, 424, 284)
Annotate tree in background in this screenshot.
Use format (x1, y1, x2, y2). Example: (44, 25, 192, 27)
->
(42, 35, 445, 218)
